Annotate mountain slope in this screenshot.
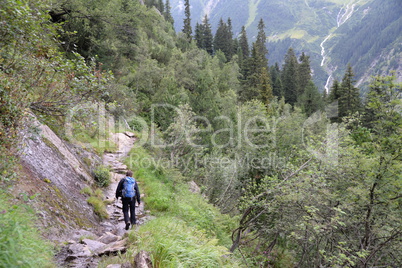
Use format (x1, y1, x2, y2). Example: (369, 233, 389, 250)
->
(170, 0, 401, 91)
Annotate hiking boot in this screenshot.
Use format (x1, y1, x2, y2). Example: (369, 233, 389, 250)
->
(125, 222, 130, 230)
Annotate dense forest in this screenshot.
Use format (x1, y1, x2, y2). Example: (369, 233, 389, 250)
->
(1, 0, 401, 267)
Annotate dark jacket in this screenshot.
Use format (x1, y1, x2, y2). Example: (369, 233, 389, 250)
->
(115, 176, 141, 203)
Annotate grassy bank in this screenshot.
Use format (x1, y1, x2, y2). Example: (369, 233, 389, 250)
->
(0, 192, 55, 268)
(101, 147, 242, 267)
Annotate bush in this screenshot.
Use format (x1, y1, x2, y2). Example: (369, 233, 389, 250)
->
(93, 165, 111, 187)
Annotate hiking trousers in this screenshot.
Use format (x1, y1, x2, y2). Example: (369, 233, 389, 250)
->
(122, 197, 137, 225)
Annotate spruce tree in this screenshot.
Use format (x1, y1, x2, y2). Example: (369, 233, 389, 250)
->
(164, 0, 174, 25)
(238, 26, 250, 80)
(194, 22, 204, 49)
(182, 0, 192, 41)
(259, 67, 274, 107)
(328, 80, 341, 103)
(339, 64, 361, 118)
(281, 47, 299, 105)
(226, 18, 234, 60)
(298, 52, 311, 94)
(298, 80, 324, 116)
(239, 26, 249, 58)
(213, 18, 232, 61)
(203, 15, 213, 55)
(270, 63, 283, 97)
(255, 18, 268, 69)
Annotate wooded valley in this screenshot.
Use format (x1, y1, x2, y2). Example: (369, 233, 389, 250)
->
(0, 0, 401, 267)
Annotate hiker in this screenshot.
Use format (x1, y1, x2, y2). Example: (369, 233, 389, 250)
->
(115, 170, 141, 230)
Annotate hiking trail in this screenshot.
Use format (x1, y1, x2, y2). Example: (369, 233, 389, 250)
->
(55, 132, 151, 268)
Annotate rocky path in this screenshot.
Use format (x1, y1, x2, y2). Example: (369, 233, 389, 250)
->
(55, 132, 150, 268)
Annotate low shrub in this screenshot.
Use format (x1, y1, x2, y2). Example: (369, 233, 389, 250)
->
(93, 165, 111, 187)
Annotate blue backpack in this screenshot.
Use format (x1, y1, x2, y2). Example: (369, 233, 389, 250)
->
(122, 177, 136, 198)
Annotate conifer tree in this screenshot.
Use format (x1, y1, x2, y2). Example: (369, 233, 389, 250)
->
(158, 0, 164, 13)
(328, 80, 341, 103)
(298, 80, 324, 116)
(194, 22, 204, 48)
(339, 64, 361, 118)
(281, 47, 299, 105)
(255, 18, 268, 69)
(226, 18, 234, 60)
(182, 0, 192, 41)
(298, 52, 311, 93)
(238, 26, 249, 59)
(164, 0, 174, 25)
(259, 67, 274, 107)
(238, 26, 250, 80)
(213, 18, 233, 61)
(270, 63, 283, 97)
(247, 18, 269, 90)
(202, 15, 213, 55)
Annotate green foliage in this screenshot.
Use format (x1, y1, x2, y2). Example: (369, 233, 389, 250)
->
(125, 147, 242, 265)
(0, 192, 55, 268)
(86, 189, 109, 219)
(92, 165, 111, 187)
(129, 217, 238, 268)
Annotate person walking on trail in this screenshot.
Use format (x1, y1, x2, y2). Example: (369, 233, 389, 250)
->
(115, 170, 140, 230)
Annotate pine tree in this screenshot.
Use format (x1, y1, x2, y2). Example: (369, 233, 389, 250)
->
(281, 47, 299, 105)
(270, 63, 283, 97)
(238, 26, 249, 59)
(259, 67, 274, 107)
(157, 0, 164, 13)
(194, 22, 204, 48)
(298, 52, 311, 94)
(328, 80, 341, 103)
(226, 18, 234, 60)
(247, 19, 269, 90)
(339, 64, 361, 118)
(255, 18, 268, 69)
(203, 15, 213, 55)
(164, 0, 174, 25)
(238, 26, 250, 80)
(182, 0, 192, 41)
(298, 80, 324, 116)
(213, 18, 233, 61)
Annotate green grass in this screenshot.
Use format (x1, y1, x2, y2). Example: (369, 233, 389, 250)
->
(82, 188, 109, 219)
(0, 192, 55, 268)
(116, 147, 242, 267)
(128, 217, 238, 268)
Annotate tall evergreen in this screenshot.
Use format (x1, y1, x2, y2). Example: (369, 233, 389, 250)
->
(164, 0, 174, 25)
(281, 47, 299, 105)
(213, 18, 233, 61)
(238, 26, 250, 80)
(298, 80, 324, 116)
(270, 63, 283, 97)
(339, 64, 361, 118)
(259, 67, 274, 107)
(238, 26, 249, 58)
(255, 18, 268, 69)
(157, 0, 164, 13)
(182, 0, 192, 41)
(328, 80, 341, 103)
(247, 19, 269, 90)
(298, 52, 311, 94)
(202, 15, 213, 55)
(194, 22, 204, 48)
(226, 18, 234, 60)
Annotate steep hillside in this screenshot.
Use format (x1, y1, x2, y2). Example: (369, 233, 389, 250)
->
(170, 0, 401, 91)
